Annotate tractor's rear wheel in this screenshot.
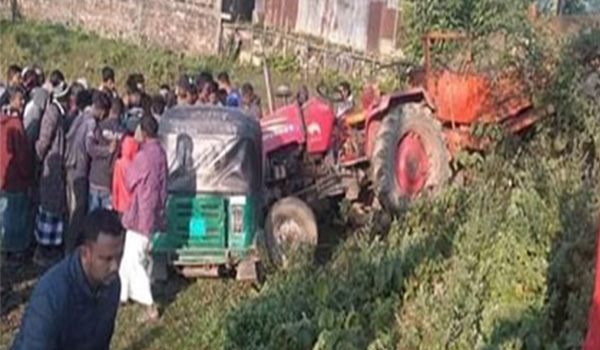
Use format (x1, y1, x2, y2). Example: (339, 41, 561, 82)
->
(264, 197, 318, 268)
(372, 103, 450, 215)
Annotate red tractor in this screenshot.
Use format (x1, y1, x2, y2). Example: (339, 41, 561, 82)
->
(260, 31, 538, 218)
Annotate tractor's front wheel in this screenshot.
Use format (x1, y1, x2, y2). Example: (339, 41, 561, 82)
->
(372, 103, 450, 215)
(264, 197, 318, 268)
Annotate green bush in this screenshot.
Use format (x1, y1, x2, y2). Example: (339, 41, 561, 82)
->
(224, 140, 598, 350)
(400, 0, 540, 71)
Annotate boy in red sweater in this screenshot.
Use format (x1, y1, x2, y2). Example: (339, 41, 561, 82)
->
(0, 87, 32, 263)
(112, 135, 138, 215)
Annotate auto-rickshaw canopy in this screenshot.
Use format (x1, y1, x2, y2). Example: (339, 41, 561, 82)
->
(159, 105, 263, 195)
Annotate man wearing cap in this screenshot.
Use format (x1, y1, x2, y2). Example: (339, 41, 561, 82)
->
(34, 70, 70, 267)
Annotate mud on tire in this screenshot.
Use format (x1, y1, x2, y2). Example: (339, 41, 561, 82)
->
(372, 103, 451, 215)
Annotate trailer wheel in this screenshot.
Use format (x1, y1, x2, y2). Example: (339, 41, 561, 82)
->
(265, 197, 318, 268)
(372, 103, 450, 215)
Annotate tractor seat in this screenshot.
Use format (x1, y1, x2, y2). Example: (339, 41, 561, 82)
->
(344, 109, 366, 126)
(343, 85, 379, 127)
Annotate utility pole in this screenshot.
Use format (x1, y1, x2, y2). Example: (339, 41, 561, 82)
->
(263, 58, 274, 114)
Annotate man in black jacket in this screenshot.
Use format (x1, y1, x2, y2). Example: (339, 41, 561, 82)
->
(12, 209, 125, 350)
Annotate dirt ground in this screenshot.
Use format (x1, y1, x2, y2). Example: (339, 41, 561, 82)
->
(1, 262, 42, 346)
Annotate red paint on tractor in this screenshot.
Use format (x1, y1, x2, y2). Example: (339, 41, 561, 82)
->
(366, 119, 381, 158)
(583, 217, 600, 350)
(261, 103, 305, 154)
(303, 98, 336, 154)
(396, 133, 428, 197)
(261, 97, 336, 156)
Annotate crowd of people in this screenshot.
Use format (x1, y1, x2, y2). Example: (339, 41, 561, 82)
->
(0, 64, 264, 346)
(0, 63, 261, 261)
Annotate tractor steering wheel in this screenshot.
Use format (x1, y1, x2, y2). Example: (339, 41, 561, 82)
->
(316, 82, 343, 103)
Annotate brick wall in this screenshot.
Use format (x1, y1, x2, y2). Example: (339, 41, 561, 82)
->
(9, 0, 222, 54)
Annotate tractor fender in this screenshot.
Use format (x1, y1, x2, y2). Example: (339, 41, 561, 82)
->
(365, 88, 435, 157)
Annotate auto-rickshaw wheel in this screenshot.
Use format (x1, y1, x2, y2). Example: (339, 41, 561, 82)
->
(264, 197, 318, 268)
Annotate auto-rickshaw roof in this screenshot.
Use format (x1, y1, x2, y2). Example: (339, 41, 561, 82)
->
(159, 105, 263, 195)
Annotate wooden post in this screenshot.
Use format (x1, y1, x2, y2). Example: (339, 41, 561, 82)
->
(216, 0, 224, 54)
(263, 58, 274, 113)
(554, 0, 562, 16)
(392, 5, 400, 50)
(70, 0, 74, 26)
(304, 43, 310, 81)
(10, 0, 17, 22)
